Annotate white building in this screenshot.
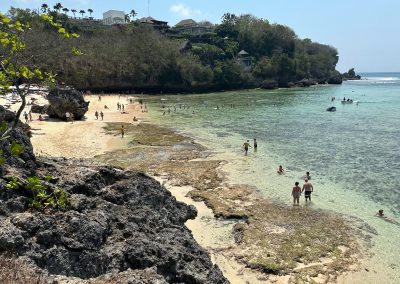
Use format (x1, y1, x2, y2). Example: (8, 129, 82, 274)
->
(103, 10, 125, 25)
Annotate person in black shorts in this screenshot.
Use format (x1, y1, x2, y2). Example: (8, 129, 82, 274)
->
(302, 179, 314, 202)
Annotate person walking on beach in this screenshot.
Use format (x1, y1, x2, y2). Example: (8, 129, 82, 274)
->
(23, 111, 29, 124)
(98, 95, 101, 101)
(117, 102, 120, 110)
(292, 182, 301, 205)
(100, 111, 104, 120)
(302, 179, 314, 202)
(120, 125, 125, 138)
(95, 111, 99, 120)
(243, 140, 251, 155)
(65, 112, 70, 122)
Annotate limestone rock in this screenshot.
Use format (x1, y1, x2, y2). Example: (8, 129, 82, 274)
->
(0, 158, 228, 283)
(46, 88, 89, 120)
(0, 106, 36, 174)
(30, 104, 48, 114)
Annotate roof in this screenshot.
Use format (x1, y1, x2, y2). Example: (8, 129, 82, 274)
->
(238, 50, 249, 56)
(175, 19, 197, 27)
(179, 40, 192, 51)
(140, 16, 156, 23)
(140, 16, 168, 25)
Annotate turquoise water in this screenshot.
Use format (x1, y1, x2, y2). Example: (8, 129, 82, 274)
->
(144, 73, 400, 283)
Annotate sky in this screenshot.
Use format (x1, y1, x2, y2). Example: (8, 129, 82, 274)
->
(1, 0, 399, 72)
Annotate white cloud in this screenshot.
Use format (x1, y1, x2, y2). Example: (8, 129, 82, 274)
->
(170, 3, 202, 19)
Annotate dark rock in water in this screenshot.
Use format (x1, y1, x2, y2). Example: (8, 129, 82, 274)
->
(46, 88, 89, 120)
(0, 106, 36, 175)
(0, 158, 228, 283)
(30, 104, 48, 114)
(261, 79, 278, 89)
(328, 74, 343, 84)
(296, 79, 317, 87)
(326, 106, 336, 112)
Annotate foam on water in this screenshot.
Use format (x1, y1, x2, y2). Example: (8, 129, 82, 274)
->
(145, 75, 400, 283)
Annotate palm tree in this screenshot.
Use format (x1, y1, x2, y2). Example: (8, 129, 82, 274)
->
(54, 2, 63, 13)
(71, 9, 77, 18)
(40, 3, 48, 14)
(130, 9, 137, 19)
(62, 8, 69, 15)
(87, 9, 93, 17)
(125, 9, 137, 22)
(79, 10, 85, 18)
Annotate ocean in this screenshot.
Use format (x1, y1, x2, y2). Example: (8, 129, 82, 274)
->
(144, 72, 400, 283)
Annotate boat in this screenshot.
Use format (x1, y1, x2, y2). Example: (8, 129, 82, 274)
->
(326, 106, 336, 112)
(341, 99, 353, 104)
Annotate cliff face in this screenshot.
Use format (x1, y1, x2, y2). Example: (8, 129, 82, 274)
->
(0, 115, 228, 283)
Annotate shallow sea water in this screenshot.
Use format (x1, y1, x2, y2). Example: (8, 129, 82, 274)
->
(144, 73, 400, 283)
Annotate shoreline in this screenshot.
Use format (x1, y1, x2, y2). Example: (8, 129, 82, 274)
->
(26, 93, 371, 283)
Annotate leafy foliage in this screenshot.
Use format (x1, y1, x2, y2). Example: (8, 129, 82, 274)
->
(2, 175, 69, 209)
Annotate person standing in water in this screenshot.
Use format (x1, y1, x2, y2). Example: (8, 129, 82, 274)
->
(302, 179, 314, 202)
(292, 182, 301, 205)
(253, 138, 258, 151)
(120, 125, 125, 138)
(243, 140, 251, 155)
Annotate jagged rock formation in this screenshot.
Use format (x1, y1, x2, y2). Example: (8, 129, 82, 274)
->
(0, 106, 36, 174)
(46, 88, 89, 120)
(0, 157, 228, 283)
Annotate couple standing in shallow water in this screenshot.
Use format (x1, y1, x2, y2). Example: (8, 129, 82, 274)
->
(292, 176, 313, 205)
(242, 138, 257, 155)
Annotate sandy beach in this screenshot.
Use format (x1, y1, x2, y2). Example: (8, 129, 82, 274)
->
(0, 94, 145, 158)
(3, 92, 370, 283)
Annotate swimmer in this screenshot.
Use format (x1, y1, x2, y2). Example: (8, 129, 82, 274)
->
(277, 165, 284, 174)
(376, 210, 400, 225)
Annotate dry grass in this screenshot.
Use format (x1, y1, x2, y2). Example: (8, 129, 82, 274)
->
(0, 257, 48, 284)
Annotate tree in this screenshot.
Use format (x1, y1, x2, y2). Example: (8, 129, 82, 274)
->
(71, 9, 77, 18)
(53, 3, 62, 13)
(87, 9, 93, 17)
(79, 10, 85, 18)
(125, 9, 137, 22)
(40, 3, 48, 14)
(62, 8, 69, 15)
(0, 12, 80, 138)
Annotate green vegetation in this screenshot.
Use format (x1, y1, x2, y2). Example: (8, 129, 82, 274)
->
(3, 7, 342, 92)
(1, 11, 71, 210)
(4, 175, 68, 209)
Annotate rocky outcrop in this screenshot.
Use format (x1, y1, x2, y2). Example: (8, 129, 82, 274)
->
(30, 104, 48, 114)
(261, 79, 278, 89)
(0, 106, 36, 175)
(0, 158, 228, 283)
(46, 88, 89, 120)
